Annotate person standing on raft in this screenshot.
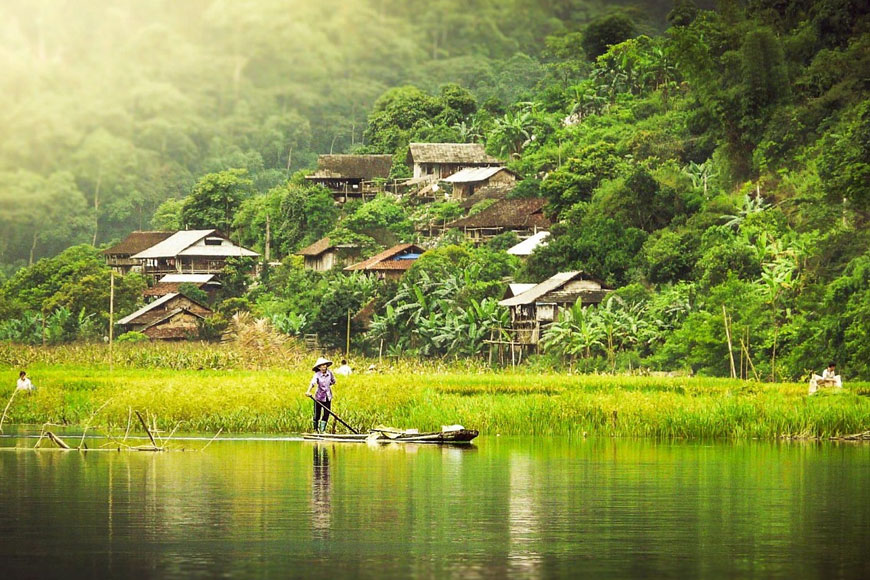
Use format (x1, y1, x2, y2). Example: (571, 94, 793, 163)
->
(306, 357, 335, 433)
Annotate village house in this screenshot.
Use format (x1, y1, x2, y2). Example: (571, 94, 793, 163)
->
(498, 271, 612, 349)
(103, 231, 175, 275)
(142, 273, 221, 301)
(407, 143, 501, 180)
(116, 292, 213, 340)
(442, 166, 518, 201)
(296, 237, 363, 272)
(130, 230, 258, 282)
(305, 154, 393, 202)
(344, 243, 425, 280)
(447, 198, 551, 244)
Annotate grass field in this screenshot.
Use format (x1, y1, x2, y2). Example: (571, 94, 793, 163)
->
(2, 342, 868, 439)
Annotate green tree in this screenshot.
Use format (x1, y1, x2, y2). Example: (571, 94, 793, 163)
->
(181, 169, 254, 232)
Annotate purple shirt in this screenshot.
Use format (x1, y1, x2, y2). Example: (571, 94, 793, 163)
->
(309, 370, 335, 402)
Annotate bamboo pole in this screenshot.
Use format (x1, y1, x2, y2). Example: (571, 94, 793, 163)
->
(723, 305, 736, 379)
(109, 270, 114, 372)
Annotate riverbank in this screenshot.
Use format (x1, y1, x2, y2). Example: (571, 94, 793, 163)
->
(2, 350, 868, 439)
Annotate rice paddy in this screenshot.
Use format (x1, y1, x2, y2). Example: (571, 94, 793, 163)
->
(1, 342, 868, 439)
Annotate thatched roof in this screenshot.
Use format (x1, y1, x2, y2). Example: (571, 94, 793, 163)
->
(407, 143, 501, 165)
(307, 155, 392, 180)
(448, 198, 550, 229)
(296, 237, 334, 257)
(103, 231, 175, 256)
(344, 243, 425, 272)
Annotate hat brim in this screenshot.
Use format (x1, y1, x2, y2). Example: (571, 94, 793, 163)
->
(312, 359, 333, 371)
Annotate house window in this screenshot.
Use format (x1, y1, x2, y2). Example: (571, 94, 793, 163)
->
(205, 237, 223, 246)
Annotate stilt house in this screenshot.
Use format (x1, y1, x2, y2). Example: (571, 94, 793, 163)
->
(296, 237, 363, 272)
(305, 155, 393, 202)
(498, 271, 611, 347)
(407, 143, 501, 180)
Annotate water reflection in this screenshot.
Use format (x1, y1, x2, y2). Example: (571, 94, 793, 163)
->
(0, 437, 868, 578)
(311, 444, 332, 534)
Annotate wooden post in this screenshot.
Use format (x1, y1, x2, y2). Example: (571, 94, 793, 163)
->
(723, 305, 736, 379)
(265, 213, 271, 263)
(109, 270, 115, 372)
(346, 309, 351, 357)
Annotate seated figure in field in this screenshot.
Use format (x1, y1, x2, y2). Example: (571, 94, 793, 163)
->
(809, 362, 842, 394)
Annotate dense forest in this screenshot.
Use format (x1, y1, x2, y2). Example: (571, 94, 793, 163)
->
(2, 0, 869, 380)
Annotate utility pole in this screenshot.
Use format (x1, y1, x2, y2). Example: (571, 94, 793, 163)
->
(346, 309, 351, 357)
(109, 270, 115, 372)
(265, 213, 271, 263)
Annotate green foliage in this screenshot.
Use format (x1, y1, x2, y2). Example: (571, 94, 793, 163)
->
(177, 283, 210, 305)
(181, 169, 253, 232)
(341, 196, 415, 245)
(116, 331, 149, 343)
(582, 13, 639, 60)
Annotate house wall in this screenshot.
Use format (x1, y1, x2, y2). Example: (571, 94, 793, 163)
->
(143, 310, 202, 340)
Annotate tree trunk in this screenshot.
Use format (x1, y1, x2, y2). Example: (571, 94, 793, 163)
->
(92, 170, 102, 246)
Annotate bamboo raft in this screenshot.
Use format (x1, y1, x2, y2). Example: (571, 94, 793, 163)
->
(303, 427, 479, 444)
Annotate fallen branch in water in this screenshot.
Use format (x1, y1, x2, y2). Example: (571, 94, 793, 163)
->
(135, 410, 161, 450)
(835, 430, 870, 441)
(200, 428, 223, 451)
(0, 389, 19, 434)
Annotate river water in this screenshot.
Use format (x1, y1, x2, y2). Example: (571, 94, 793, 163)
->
(0, 433, 868, 579)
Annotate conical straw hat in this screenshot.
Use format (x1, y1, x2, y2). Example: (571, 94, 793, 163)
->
(312, 357, 333, 371)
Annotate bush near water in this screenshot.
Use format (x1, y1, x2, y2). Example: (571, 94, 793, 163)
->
(2, 343, 868, 439)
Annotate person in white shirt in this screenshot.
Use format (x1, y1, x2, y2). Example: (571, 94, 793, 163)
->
(809, 362, 842, 394)
(16, 371, 33, 391)
(334, 359, 352, 376)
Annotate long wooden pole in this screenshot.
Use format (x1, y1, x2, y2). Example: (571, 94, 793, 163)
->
(308, 396, 358, 434)
(723, 305, 736, 379)
(346, 309, 351, 357)
(109, 270, 114, 372)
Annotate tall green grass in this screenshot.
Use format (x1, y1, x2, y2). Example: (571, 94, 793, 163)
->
(1, 342, 868, 438)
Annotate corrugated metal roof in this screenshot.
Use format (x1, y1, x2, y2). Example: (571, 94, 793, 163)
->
(344, 243, 425, 272)
(499, 272, 582, 307)
(178, 245, 258, 257)
(117, 293, 178, 325)
(158, 274, 215, 284)
(507, 231, 550, 256)
(131, 230, 215, 259)
(442, 166, 513, 183)
(507, 283, 536, 298)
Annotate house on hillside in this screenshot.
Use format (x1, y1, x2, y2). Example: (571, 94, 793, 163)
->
(498, 271, 612, 348)
(447, 198, 551, 244)
(344, 243, 425, 280)
(305, 154, 393, 202)
(442, 166, 518, 201)
(103, 231, 174, 275)
(296, 237, 363, 272)
(130, 230, 258, 281)
(143, 274, 221, 301)
(116, 293, 213, 340)
(407, 143, 501, 180)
